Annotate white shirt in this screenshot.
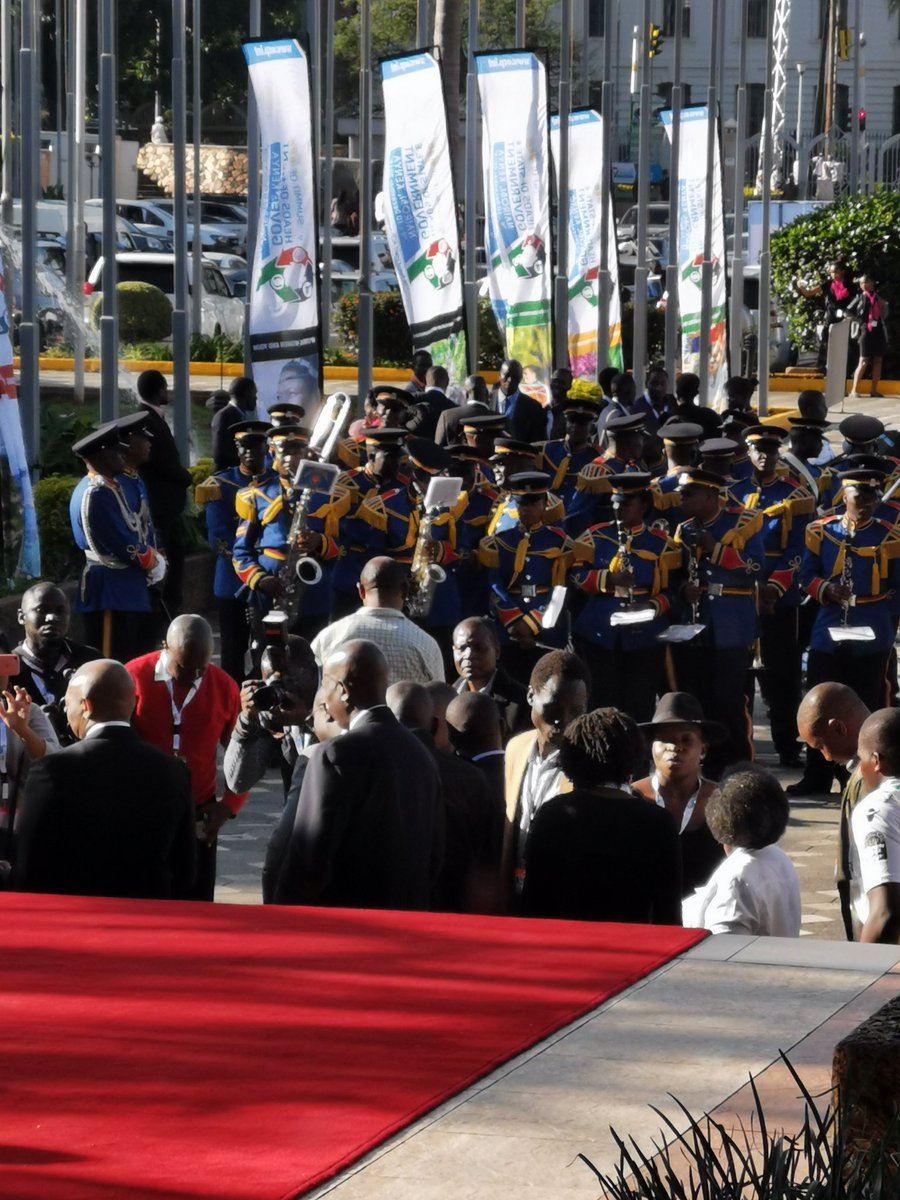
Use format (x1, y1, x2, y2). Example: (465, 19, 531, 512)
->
(311, 607, 445, 684)
(84, 721, 133, 740)
(849, 776, 900, 924)
(682, 845, 802, 936)
(515, 742, 564, 892)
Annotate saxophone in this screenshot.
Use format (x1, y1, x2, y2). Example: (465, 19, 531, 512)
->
(407, 501, 447, 619)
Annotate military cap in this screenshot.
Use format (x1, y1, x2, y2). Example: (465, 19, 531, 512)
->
(462, 413, 506, 434)
(606, 413, 646, 436)
(721, 407, 757, 430)
(507, 471, 551, 497)
(840, 467, 887, 489)
(447, 442, 487, 462)
(267, 402, 307, 424)
(608, 471, 653, 494)
(72, 421, 127, 459)
(364, 427, 407, 449)
(840, 453, 892, 474)
(700, 437, 739, 457)
(490, 438, 540, 461)
(787, 415, 831, 430)
(368, 385, 409, 407)
(660, 421, 704, 443)
(406, 437, 451, 475)
(744, 425, 787, 448)
(840, 414, 885, 444)
(676, 467, 728, 491)
(116, 411, 154, 439)
(562, 399, 602, 422)
(231, 419, 271, 443)
(267, 423, 310, 446)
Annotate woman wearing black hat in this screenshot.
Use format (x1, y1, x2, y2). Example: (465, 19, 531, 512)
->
(634, 693, 727, 897)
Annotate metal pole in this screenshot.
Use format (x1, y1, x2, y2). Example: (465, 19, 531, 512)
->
(632, 0, 652, 395)
(72, 0, 86, 399)
(849, 0, 860, 194)
(191, 0, 202, 336)
(417, 0, 428, 48)
(244, 0, 261, 371)
(322, 0, 335, 348)
(596, 11, 614, 375)
(172, 0, 190, 454)
(1, 0, 15, 339)
(18, 0, 39, 463)
(758, 0, 776, 417)
(515, 0, 525, 45)
(698, 0, 719, 408)
(55, 0, 63, 189)
(464, 0, 479, 372)
(554, 0, 572, 369)
(357, 0, 373, 400)
(99, 0, 119, 424)
(730, 0, 748, 376)
(795, 61, 805, 198)
(663, 0, 684, 381)
(580, 0, 589, 106)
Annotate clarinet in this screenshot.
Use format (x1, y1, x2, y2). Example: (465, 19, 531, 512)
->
(682, 519, 702, 624)
(839, 521, 856, 627)
(611, 493, 634, 605)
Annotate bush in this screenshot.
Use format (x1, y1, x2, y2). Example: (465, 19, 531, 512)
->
(91, 282, 173, 342)
(34, 474, 81, 582)
(189, 333, 244, 363)
(40, 407, 95, 478)
(477, 297, 505, 370)
(771, 191, 900, 376)
(331, 290, 413, 366)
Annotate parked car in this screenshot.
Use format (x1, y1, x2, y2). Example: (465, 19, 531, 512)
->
(87, 199, 243, 256)
(84, 252, 244, 339)
(617, 203, 670, 245)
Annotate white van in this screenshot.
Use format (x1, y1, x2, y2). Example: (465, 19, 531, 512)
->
(85, 252, 244, 339)
(87, 198, 243, 255)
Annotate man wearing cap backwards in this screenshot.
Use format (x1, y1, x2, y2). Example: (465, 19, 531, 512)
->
(741, 426, 816, 767)
(478, 471, 579, 684)
(672, 466, 766, 771)
(796, 466, 900, 793)
(651, 421, 703, 533)
(570, 473, 681, 721)
(539, 399, 601, 509)
(69, 422, 168, 663)
(195, 420, 274, 681)
(232, 425, 349, 647)
(567, 412, 647, 537)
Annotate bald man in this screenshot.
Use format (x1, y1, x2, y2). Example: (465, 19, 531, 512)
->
(797, 682, 871, 939)
(126, 614, 247, 900)
(851, 709, 900, 943)
(14, 660, 195, 897)
(274, 640, 444, 907)
(446, 690, 506, 814)
(311, 556, 445, 684)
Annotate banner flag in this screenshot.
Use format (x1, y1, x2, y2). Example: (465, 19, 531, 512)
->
(243, 39, 321, 412)
(660, 105, 729, 404)
(476, 51, 553, 397)
(0, 259, 40, 578)
(380, 51, 467, 382)
(550, 109, 623, 380)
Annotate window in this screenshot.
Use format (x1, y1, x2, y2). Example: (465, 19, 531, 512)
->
(656, 82, 692, 108)
(893, 85, 900, 136)
(661, 1, 691, 38)
(747, 0, 767, 39)
(747, 83, 765, 136)
(588, 0, 605, 38)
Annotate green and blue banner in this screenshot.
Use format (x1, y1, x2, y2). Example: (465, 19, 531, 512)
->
(0, 259, 39, 578)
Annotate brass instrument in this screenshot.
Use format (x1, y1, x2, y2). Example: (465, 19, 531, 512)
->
(407, 502, 447, 619)
(308, 392, 353, 462)
(286, 393, 353, 591)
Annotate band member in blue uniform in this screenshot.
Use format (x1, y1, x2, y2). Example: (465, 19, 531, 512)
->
(69, 423, 166, 662)
(651, 420, 703, 532)
(672, 466, 766, 772)
(571, 472, 680, 721)
(720, 408, 755, 484)
(486, 440, 564, 535)
(195, 420, 272, 681)
(782, 415, 838, 513)
(446, 442, 495, 620)
(698, 436, 753, 505)
(741, 426, 816, 766)
(539, 399, 601, 509)
(567, 412, 647, 535)
(478, 471, 578, 684)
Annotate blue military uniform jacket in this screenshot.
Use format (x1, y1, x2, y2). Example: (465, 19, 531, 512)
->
(486, 490, 565, 536)
(674, 504, 766, 649)
(196, 466, 275, 601)
(539, 439, 599, 508)
(740, 473, 815, 608)
(571, 520, 681, 649)
(477, 521, 578, 644)
(801, 514, 900, 653)
(70, 472, 156, 614)
(566, 454, 646, 535)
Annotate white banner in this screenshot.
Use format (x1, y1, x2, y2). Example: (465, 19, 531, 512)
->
(380, 52, 466, 382)
(243, 39, 321, 413)
(476, 51, 553, 396)
(660, 105, 729, 403)
(550, 109, 623, 380)
(0, 259, 39, 577)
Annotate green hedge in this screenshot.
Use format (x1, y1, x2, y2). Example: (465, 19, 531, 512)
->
(92, 282, 173, 342)
(34, 474, 82, 582)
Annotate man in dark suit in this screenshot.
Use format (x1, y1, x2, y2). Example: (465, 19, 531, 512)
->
(434, 374, 491, 445)
(445, 691, 506, 812)
(274, 640, 444, 908)
(13, 659, 196, 899)
(135, 370, 194, 617)
(406, 365, 456, 441)
(491, 359, 548, 443)
(210, 376, 261, 470)
(451, 616, 529, 739)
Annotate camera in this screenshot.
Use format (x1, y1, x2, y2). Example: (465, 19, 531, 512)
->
(250, 681, 290, 711)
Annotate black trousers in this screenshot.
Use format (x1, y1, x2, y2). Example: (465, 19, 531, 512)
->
(155, 515, 186, 615)
(672, 644, 753, 777)
(802, 646, 892, 786)
(757, 607, 802, 758)
(218, 596, 250, 683)
(82, 609, 157, 664)
(576, 640, 664, 724)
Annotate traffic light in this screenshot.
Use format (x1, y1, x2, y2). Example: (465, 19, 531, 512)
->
(838, 28, 851, 60)
(858, 108, 867, 133)
(648, 24, 663, 58)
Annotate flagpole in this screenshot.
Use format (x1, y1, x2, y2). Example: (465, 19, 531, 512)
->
(322, 0, 335, 350)
(357, 0, 373, 401)
(244, 0, 261, 371)
(633, 0, 652, 396)
(698, 0, 719, 407)
(1, 0, 14, 345)
(172, 0, 190, 453)
(663, 0, 683, 381)
(758, 0, 776, 417)
(554, 0, 572, 369)
(515, 0, 525, 45)
(18, 0, 39, 462)
(191, 0, 202, 337)
(464, 0, 479, 373)
(99, 0, 119, 425)
(596, 0, 614, 375)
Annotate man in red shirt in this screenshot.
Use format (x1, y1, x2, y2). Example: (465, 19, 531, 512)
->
(126, 614, 246, 900)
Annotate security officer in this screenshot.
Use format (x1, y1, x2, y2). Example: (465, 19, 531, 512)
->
(477, 471, 577, 684)
(651, 420, 703, 532)
(570, 472, 680, 720)
(741, 426, 816, 766)
(539, 399, 601, 509)
(567, 412, 647, 535)
(672, 465, 766, 772)
(69, 422, 166, 662)
(195, 419, 272, 681)
(117, 411, 157, 552)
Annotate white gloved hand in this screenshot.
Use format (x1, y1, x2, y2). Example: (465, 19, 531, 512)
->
(146, 551, 168, 586)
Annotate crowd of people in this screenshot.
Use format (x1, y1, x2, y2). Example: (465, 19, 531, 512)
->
(1, 352, 900, 943)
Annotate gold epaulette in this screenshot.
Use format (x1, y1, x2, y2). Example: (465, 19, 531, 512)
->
(575, 462, 611, 495)
(194, 477, 221, 504)
(722, 507, 764, 550)
(234, 486, 258, 521)
(545, 492, 564, 524)
(358, 493, 387, 532)
(337, 437, 361, 469)
(477, 536, 499, 569)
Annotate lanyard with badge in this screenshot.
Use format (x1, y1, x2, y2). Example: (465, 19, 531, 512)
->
(651, 772, 702, 835)
(166, 675, 201, 758)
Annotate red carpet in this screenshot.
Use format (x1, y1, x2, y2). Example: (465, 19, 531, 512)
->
(0, 894, 705, 1200)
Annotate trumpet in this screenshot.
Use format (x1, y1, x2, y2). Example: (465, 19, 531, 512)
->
(408, 503, 447, 619)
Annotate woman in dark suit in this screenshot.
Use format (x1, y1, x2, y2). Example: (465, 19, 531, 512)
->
(850, 274, 888, 399)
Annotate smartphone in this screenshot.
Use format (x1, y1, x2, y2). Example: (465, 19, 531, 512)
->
(0, 654, 20, 677)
